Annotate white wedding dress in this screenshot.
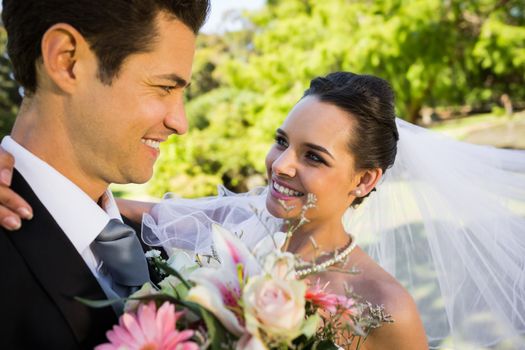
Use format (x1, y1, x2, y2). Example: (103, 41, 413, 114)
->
(142, 119, 525, 350)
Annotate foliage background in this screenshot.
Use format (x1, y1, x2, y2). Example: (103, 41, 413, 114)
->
(0, 26, 20, 137)
(0, 2, 524, 348)
(1, 0, 524, 199)
(148, 0, 525, 198)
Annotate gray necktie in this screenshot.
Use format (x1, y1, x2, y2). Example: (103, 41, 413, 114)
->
(91, 219, 150, 298)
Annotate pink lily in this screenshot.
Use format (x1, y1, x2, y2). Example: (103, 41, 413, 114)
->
(187, 224, 261, 336)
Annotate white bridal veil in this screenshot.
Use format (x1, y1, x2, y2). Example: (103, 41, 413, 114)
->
(344, 119, 525, 349)
(142, 186, 281, 257)
(143, 118, 525, 349)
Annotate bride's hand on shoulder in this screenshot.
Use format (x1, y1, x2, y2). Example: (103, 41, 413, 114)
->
(0, 147, 33, 231)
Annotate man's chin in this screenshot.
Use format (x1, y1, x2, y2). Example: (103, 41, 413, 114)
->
(113, 170, 154, 186)
(131, 173, 154, 185)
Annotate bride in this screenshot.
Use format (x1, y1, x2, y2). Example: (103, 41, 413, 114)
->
(1, 72, 524, 349)
(260, 71, 428, 349)
(136, 72, 428, 349)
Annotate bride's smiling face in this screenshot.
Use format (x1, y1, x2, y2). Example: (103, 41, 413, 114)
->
(265, 96, 360, 222)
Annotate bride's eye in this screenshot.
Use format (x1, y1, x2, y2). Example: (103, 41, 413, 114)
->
(275, 135, 288, 148)
(306, 151, 326, 165)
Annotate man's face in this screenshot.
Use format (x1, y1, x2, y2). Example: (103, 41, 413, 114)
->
(67, 13, 196, 187)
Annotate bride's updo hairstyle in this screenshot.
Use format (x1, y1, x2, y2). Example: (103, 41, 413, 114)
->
(303, 72, 399, 206)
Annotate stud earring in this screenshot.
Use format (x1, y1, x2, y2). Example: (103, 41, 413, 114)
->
(355, 189, 362, 196)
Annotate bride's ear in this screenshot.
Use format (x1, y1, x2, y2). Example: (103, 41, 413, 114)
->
(352, 168, 383, 198)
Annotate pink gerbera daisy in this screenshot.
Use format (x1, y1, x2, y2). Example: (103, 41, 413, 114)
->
(96, 302, 198, 350)
(305, 280, 356, 316)
(305, 280, 339, 314)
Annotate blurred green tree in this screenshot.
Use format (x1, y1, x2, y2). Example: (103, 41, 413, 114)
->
(0, 26, 20, 137)
(2, 3, 521, 198)
(150, 0, 525, 198)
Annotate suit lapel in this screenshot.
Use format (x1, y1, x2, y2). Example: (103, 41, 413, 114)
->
(7, 170, 117, 345)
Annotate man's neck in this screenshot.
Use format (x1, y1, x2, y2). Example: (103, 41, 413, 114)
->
(11, 98, 108, 202)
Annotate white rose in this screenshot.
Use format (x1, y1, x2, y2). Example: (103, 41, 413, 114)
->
(243, 275, 306, 342)
(167, 249, 199, 277)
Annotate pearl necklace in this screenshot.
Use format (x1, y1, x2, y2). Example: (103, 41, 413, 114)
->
(295, 234, 357, 277)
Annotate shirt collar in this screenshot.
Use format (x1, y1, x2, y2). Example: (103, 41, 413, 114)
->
(1, 136, 122, 254)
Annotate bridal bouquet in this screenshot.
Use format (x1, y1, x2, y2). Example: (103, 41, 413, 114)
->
(96, 223, 391, 350)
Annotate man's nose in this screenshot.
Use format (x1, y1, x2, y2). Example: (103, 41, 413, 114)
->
(165, 98, 189, 135)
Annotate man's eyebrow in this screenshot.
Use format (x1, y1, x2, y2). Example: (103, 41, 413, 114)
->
(153, 74, 191, 88)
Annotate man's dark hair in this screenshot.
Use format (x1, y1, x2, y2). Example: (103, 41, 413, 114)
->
(303, 72, 399, 206)
(1, 0, 210, 94)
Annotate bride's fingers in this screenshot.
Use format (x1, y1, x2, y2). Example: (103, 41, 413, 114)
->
(0, 206, 22, 231)
(0, 187, 33, 230)
(0, 146, 32, 231)
(0, 149, 15, 186)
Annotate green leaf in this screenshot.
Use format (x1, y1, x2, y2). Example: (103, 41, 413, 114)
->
(311, 340, 340, 350)
(74, 296, 123, 308)
(154, 259, 192, 289)
(200, 306, 231, 349)
(301, 314, 321, 338)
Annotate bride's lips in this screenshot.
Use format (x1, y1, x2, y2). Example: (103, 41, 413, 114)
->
(270, 178, 305, 201)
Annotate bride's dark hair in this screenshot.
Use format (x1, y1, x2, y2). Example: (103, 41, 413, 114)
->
(303, 72, 399, 206)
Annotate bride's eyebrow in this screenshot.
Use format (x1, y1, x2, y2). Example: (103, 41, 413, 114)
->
(305, 142, 335, 160)
(277, 128, 334, 159)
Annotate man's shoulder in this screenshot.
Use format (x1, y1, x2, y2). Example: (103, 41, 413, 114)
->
(0, 223, 20, 256)
(10, 168, 45, 209)
(0, 215, 41, 250)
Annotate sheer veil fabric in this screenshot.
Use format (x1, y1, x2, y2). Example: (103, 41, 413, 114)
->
(142, 186, 282, 257)
(344, 119, 525, 349)
(143, 118, 525, 349)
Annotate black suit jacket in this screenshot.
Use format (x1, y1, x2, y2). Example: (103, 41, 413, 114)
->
(0, 170, 161, 349)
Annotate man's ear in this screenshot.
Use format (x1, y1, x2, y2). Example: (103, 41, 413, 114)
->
(350, 168, 383, 198)
(39, 23, 90, 93)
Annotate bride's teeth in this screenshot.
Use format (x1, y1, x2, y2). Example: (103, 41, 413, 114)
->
(273, 181, 303, 197)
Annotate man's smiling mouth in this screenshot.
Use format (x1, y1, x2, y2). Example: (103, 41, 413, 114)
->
(141, 138, 161, 150)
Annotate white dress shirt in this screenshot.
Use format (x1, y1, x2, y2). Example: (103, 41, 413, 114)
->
(1, 136, 122, 280)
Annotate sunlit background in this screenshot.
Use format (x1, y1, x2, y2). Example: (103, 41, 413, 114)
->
(1, 0, 523, 200)
(146, 0, 525, 201)
(1, 1, 524, 349)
